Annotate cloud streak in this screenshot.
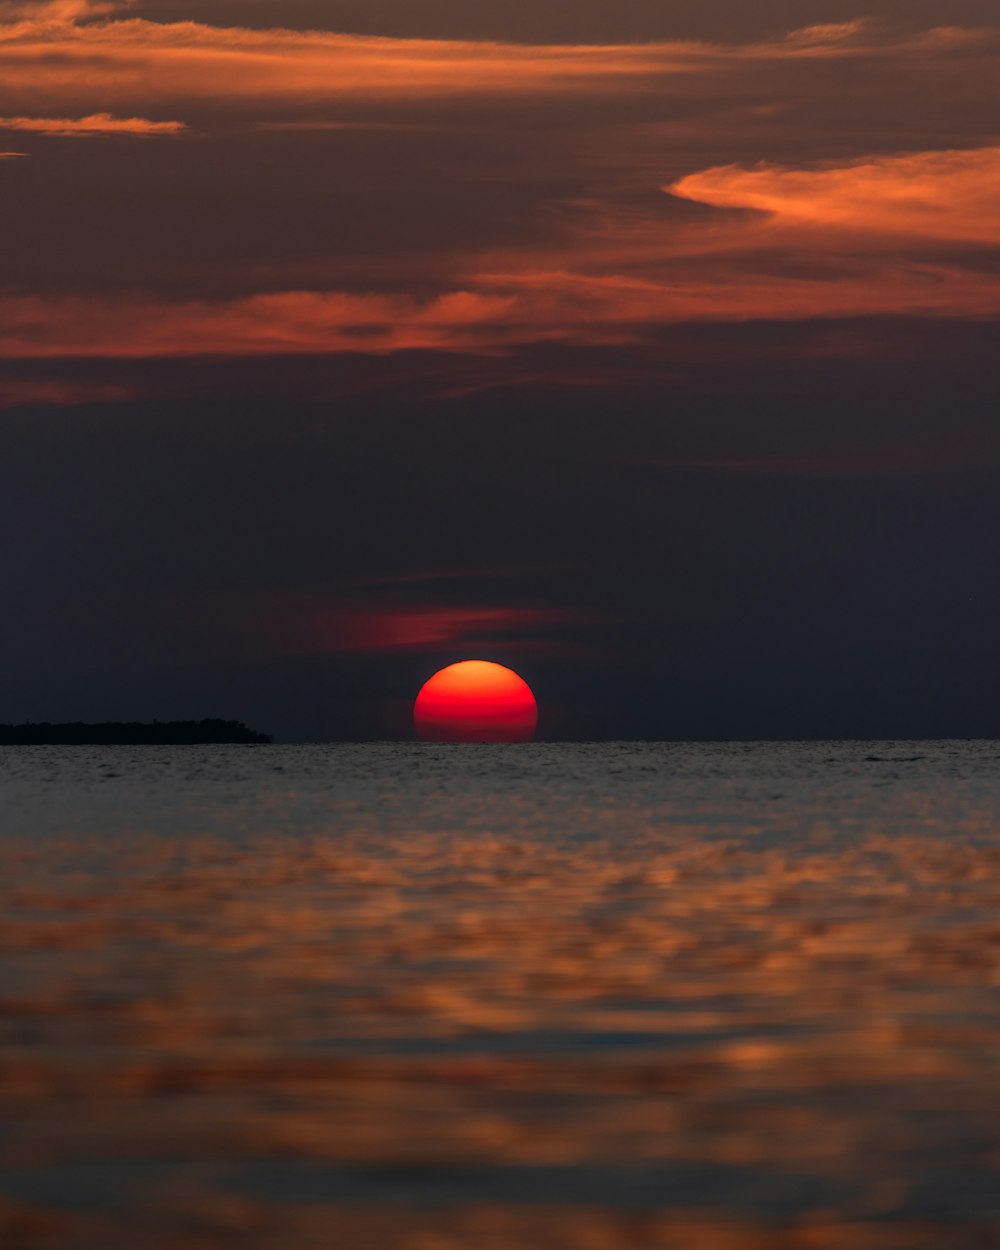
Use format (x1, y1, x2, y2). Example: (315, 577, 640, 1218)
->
(0, 0, 121, 21)
(1, 8, 995, 115)
(184, 593, 585, 658)
(0, 112, 185, 135)
(0, 272, 995, 361)
(0, 377, 137, 406)
(1, 143, 999, 359)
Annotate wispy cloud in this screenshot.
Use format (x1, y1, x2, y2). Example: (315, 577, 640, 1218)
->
(0, 266, 996, 360)
(183, 593, 586, 658)
(0, 376, 137, 407)
(0, 1, 122, 21)
(670, 146, 1000, 246)
(1, 8, 994, 115)
(0, 112, 185, 135)
(2, 143, 999, 360)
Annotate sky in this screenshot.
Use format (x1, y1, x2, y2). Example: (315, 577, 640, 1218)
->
(2, 0, 999, 740)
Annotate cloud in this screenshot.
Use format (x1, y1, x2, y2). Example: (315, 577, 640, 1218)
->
(305, 604, 569, 655)
(1, 7, 995, 118)
(0, 1, 120, 21)
(2, 4, 999, 361)
(0, 289, 519, 358)
(0, 148, 26, 157)
(3, 139, 1000, 363)
(669, 146, 1000, 246)
(184, 593, 584, 658)
(0, 269, 991, 360)
(0, 20, 709, 113)
(0, 377, 137, 406)
(457, 145, 1000, 335)
(0, 112, 185, 135)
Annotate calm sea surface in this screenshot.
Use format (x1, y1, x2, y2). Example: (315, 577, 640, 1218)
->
(0, 742, 998, 1249)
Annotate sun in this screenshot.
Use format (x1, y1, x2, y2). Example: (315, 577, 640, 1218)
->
(414, 660, 538, 743)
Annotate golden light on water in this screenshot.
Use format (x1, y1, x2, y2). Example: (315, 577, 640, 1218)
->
(1, 741, 998, 1250)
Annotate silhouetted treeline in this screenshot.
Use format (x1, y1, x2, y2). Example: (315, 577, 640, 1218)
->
(0, 719, 272, 745)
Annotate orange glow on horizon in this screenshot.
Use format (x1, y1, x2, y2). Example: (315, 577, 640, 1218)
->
(414, 660, 538, 743)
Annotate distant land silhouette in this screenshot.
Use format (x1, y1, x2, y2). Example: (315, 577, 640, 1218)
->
(0, 719, 272, 745)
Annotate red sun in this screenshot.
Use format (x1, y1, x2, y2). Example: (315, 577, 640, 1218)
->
(414, 661, 538, 743)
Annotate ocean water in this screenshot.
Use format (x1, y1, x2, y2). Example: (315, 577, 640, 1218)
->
(0, 741, 998, 1249)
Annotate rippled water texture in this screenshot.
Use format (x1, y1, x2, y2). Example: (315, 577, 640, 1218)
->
(0, 742, 998, 1249)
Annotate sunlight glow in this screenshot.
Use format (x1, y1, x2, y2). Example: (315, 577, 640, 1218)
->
(414, 660, 538, 743)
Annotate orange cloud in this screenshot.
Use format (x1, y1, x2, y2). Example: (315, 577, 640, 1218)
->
(0, 271, 986, 360)
(1, 0, 998, 361)
(0, 0, 119, 21)
(1, 143, 998, 365)
(462, 145, 1000, 333)
(670, 146, 1000, 246)
(0, 7, 995, 116)
(0, 112, 185, 135)
(0, 289, 520, 358)
(0, 17, 710, 111)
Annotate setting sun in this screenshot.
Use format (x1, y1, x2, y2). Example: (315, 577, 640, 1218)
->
(414, 660, 538, 743)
